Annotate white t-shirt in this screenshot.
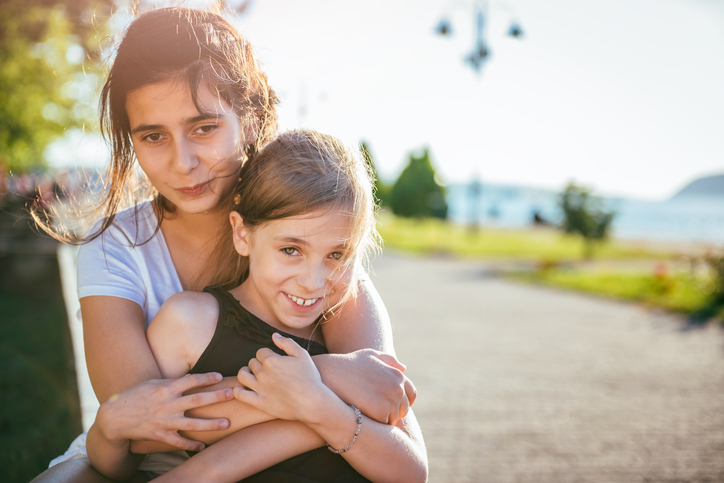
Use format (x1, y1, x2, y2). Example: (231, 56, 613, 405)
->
(77, 200, 182, 326)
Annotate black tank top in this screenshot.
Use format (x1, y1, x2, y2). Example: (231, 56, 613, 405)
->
(190, 286, 370, 483)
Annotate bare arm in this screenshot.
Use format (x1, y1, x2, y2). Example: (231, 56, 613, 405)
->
(235, 334, 428, 483)
(81, 296, 234, 480)
(317, 279, 417, 424)
(151, 420, 325, 482)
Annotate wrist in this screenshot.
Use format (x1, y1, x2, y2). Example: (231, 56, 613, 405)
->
(95, 398, 130, 449)
(303, 392, 359, 450)
(327, 405, 363, 454)
(296, 385, 340, 427)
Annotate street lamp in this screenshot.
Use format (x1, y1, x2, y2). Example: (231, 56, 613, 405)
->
(435, 0, 523, 74)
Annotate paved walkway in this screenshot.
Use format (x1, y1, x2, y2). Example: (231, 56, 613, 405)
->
(370, 253, 724, 483)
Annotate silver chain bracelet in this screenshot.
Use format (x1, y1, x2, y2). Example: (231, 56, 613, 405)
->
(327, 404, 363, 454)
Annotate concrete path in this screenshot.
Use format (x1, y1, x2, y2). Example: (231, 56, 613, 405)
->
(370, 253, 724, 483)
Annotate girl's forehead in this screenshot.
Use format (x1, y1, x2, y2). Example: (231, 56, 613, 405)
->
(260, 210, 353, 243)
(126, 80, 233, 122)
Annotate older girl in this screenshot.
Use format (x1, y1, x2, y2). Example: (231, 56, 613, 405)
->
(33, 7, 413, 482)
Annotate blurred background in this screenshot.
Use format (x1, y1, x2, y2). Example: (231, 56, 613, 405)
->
(1, 0, 723, 481)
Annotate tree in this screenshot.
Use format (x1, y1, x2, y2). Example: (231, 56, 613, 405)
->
(359, 141, 391, 206)
(559, 182, 615, 259)
(0, 0, 111, 173)
(390, 148, 448, 219)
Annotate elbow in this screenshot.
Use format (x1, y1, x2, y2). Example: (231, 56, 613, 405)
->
(410, 462, 429, 483)
(394, 456, 428, 483)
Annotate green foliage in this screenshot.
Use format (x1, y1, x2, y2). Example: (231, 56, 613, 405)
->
(0, 1, 109, 173)
(390, 148, 448, 219)
(559, 182, 615, 258)
(703, 252, 724, 303)
(360, 141, 391, 206)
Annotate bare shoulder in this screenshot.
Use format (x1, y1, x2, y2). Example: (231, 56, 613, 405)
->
(148, 291, 220, 377)
(151, 291, 219, 336)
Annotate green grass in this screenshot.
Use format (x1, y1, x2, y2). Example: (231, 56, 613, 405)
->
(377, 213, 671, 261)
(514, 269, 715, 313)
(378, 213, 724, 320)
(0, 260, 82, 483)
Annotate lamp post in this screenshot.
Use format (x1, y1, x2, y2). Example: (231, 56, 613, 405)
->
(435, 0, 523, 75)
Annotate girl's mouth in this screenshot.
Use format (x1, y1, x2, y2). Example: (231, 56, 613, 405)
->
(285, 293, 322, 309)
(178, 182, 208, 196)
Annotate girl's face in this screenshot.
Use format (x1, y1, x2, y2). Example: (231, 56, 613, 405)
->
(126, 80, 243, 216)
(230, 209, 355, 337)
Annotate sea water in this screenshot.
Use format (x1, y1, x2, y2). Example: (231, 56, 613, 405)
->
(445, 183, 724, 245)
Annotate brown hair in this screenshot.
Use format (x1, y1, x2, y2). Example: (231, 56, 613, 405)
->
(33, 6, 278, 248)
(212, 129, 380, 299)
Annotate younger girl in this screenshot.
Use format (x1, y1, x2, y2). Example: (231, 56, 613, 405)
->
(146, 130, 427, 482)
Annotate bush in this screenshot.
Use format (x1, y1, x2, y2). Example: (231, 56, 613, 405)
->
(390, 148, 448, 219)
(559, 182, 615, 258)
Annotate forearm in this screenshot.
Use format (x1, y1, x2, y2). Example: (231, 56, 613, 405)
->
(152, 420, 324, 483)
(86, 408, 145, 481)
(307, 402, 428, 483)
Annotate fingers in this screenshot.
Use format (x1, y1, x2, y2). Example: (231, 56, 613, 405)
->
(271, 332, 305, 357)
(248, 357, 263, 374)
(159, 431, 206, 453)
(237, 365, 257, 388)
(404, 376, 418, 407)
(376, 352, 406, 373)
(233, 385, 261, 408)
(173, 372, 224, 393)
(175, 415, 230, 433)
(180, 387, 233, 410)
(397, 394, 410, 423)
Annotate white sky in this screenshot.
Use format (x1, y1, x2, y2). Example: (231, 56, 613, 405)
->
(49, 0, 724, 200)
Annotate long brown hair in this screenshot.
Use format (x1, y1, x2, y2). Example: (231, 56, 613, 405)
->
(212, 129, 380, 293)
(33, 7, 278, 247)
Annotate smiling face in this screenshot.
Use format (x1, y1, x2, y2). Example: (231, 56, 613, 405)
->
(126, 80, 244, 215)
(230, 208, 356, 338)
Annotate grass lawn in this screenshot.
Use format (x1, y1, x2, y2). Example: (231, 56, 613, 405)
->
(377, 213, 675, 261)
(513, 269, 721, 316)
(0, 255, 82, 483)
(377, 213, 724, 320)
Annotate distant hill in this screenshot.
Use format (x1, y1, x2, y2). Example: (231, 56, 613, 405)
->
(671, 174, 724, 199)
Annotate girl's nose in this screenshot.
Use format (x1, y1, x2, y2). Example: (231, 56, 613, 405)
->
(171, 138, 200, 175)
(298, 262, 328, 293)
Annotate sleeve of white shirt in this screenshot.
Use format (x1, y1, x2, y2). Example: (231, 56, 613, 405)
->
(76, 224, 147, 310)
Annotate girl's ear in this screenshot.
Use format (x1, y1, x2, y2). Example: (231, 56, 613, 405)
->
(230, 212, 251, 257)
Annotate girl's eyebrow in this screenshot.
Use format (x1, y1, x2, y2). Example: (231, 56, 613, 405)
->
(274, 235, 348, 250)
(130, 112, 221, 135)
(274, 236, 308, 246)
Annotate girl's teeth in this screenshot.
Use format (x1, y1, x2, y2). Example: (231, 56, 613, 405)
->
(288, 294, 318, 306)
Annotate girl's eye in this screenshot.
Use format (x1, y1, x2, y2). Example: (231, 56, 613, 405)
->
(330, 252, 344, 260)
(196, 124, 218, 135)
(143, 133, 163, 143)
(282, 247, 298, 256)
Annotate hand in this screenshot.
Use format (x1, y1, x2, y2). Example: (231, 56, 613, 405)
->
(234, 333, 334, 422)
(318, 349, 417, 426)
(97, 372, 233, 452)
